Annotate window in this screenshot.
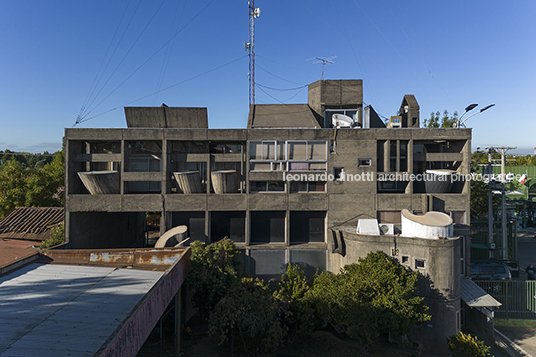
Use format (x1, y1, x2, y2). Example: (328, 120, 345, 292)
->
(250, 211, 285, 243)
(333, 167, 344, 180)
(377, 181, 408, 193)
(290, 211, 325, 243)
(358, 158, 371, 167)
(324, 108, 358, 128)
(211, 211, 245, 243)
(415, 259, 426, 269)
(172, 212, 205, 243)
(290, 181, 325, 193)
(401, 255, 409, 264)
(250, 141, 327, 172)
(250, 181, 285, 193)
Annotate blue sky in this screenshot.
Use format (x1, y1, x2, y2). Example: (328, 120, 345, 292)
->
(1, 1, 535, 154)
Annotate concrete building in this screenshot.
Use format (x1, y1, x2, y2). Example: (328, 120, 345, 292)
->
(64, 79, 472, 354)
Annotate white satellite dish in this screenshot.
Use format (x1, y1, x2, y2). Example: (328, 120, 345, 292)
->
(332, 114, 358, 128)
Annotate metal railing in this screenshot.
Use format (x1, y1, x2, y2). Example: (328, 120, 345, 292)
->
(474, 280, 536, 319)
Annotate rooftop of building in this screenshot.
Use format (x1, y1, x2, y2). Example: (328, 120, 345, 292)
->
(0, 247, 190, 357)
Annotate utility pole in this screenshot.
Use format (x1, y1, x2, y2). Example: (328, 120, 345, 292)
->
(486, 146, 516, 260)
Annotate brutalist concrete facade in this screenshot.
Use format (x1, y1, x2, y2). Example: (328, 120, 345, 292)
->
(64, 79, 471, 354)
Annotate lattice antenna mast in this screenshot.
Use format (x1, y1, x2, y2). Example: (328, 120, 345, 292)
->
(245, 1, 260, 106)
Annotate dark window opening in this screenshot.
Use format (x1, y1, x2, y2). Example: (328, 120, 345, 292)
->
(211, 211, 245, 243)
(358, 158, 371, 167)
(171, 212, 206, 243)
(250, 211, 285, 243)
(290, 211, 325, 244)
(415, 259, 426, 269)
(333, 167, 344, 180)
(377, 181, 408, 193)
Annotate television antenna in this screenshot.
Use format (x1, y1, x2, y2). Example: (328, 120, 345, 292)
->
(311, 56, 336, 79)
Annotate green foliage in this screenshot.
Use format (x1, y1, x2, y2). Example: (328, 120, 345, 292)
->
(423, 110, 458, 128)
(209, 277, 286, 352)
(185, 239, 241, 315)
(305, 251, 430, 346)
(447, 332, 491, 357)
(40, 223, 65, 249)
(0, 160, 30, 219)
(274, 264, 316, 337)
(0, 149, 64, 220)
(470, 180, 501, 220)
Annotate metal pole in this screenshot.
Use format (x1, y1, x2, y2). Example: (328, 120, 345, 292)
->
(488, 152, 493, 258)
(501, 148, 508, 260)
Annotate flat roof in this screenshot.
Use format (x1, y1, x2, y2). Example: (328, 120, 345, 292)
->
(0, 248, 190, 357)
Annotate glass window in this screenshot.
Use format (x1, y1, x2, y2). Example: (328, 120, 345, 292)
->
(262, 141, 276, 160)
(290, 182, 308, 193)
(358, 158, 371, 167)
(250, 141, 263, 160)
(309, 141, 326, 160)
(277, 142, 285, 160)
(250, 163, 271, 171)
(289, 162, 308, 171)
(309, 162, 327, 171)
(250, 181, 267, 193)
(288, 142, 307, 160)
(267, 181, 285, 192)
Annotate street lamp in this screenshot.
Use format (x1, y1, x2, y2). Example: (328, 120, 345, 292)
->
(456, 104, 495, 128)
(456, 104, 478, 128)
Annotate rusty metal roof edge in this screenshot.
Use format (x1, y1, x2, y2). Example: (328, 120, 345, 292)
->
(40, 247, 189, 268)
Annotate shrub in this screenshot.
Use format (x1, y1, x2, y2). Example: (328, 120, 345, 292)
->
(447, 332, 491, 357)
(40, 223, 64, 249)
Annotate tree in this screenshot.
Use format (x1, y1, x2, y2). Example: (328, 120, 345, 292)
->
(0, 160, 29, 219)
(305, 251, 430, 347)
(423, 110, 458, 128)
(25, 150, 64, 207)
(273, 264, 316, 339)
(470, 180, 500, 220)
(0, 149, 64, 220)
(185, 238, 242, 315)
(209, 277, 286, 353)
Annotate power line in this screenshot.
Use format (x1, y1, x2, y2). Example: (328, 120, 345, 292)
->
(76, 55, 247, 124)
(257, 83, 308, 91)
(76, 0, 216, 126)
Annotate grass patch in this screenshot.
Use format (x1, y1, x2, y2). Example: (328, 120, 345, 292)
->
(494, 319, 536, 328)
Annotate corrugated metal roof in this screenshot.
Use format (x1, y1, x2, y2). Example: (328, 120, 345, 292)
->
(460, 277, 502, 307)
(0, 263, 164, 357)
(0, 207, 64, 241)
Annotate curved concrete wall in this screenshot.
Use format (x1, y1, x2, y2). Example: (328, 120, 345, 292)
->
(329, 230, 460, 355)
(401, 209, 453, 239)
